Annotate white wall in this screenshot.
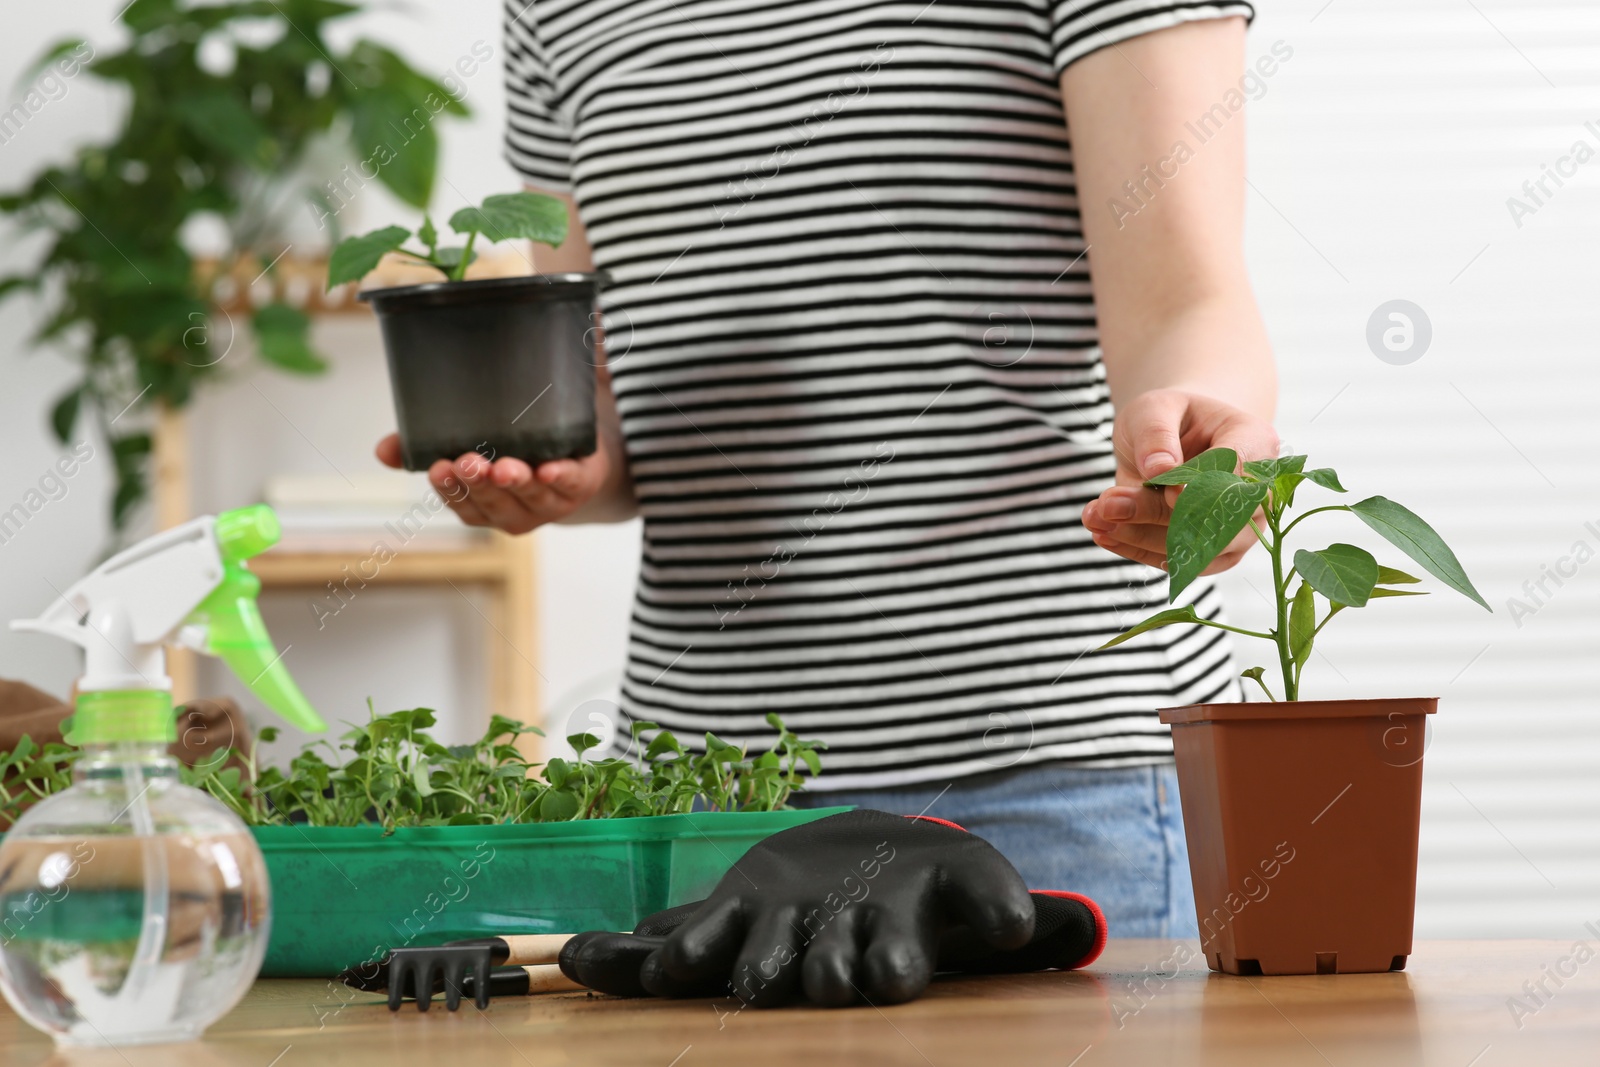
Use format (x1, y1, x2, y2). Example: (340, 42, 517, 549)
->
(2, 0, 1595, 936)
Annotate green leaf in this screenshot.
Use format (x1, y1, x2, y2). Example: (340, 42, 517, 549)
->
(1303, 468, 1347, 493)
(1293, 543, 1380, 608)
(0, 275, 37, 303)
(172, 94, 276, 168)
(539, 789, 580, 821)
(112, 466, 147, 529)
(1165, 471, 1269, 601)
(326, 225, 411, 289)
(119, 0, 178, 32)
(1097, 605, 1203, 650)
(346, 88, 439, 208)
(1240, 666, 1276, 701)
(1377, 565, 1422, 585)
(433, 246, 477, 273)
(18, 39, 88, 88)
(486, 714, 529, 739)
(111, 432, 152, 463)
(50, 386, 82, 444)
(448, 192, 568, 247)
(544, 757, 570, 789)
(567, 732, 601, 757)
(253, 303, 327, 374)
(1243, 455, 1306, 482)
(645, 732, 682, 760)
(411, 760, 434, 797)
(1350, 496, 1490, 610)
(1369, 587, 1429, 598)
(1288, 580, 1315, 668)
(417, 214, 437, 249)
(1143, 447, 1238, 486)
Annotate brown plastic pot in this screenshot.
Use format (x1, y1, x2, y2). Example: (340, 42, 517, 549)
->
(1159, 697, 1435, 976)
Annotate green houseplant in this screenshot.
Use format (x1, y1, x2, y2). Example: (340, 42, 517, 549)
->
(1098, 448, 1489, 976)
(327, 197, 604, 472)
(0, 706, 844, 977)
(0, 0, 467, 530)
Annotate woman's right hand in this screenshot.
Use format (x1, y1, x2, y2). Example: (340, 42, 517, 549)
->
(375, 432, 619, 534)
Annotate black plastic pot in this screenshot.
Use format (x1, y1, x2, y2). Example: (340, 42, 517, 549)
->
(360, 273, 602, 471)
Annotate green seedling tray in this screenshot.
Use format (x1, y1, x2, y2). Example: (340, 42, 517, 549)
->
(255, 807, 850, 977)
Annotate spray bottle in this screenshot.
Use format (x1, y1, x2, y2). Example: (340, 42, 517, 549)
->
(0, 505, 326, 1046)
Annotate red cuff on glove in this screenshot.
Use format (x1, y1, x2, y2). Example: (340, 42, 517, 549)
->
(901, 814, 1107, 968)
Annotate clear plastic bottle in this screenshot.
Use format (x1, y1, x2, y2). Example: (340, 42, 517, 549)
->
(0, 739, 269, 1046)
(1, 505, 326, 1044)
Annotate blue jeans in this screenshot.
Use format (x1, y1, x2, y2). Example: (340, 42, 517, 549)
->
(794, 763, 1198, 939)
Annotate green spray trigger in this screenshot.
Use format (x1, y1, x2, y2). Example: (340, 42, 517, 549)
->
(189, 505, 327, 733)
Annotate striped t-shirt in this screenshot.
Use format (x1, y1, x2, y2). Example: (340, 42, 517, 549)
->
(504, 0, 1252, 790)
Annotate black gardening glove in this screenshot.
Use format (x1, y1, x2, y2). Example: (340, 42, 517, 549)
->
(562, 889, 1105, 1004)
(560, 809, 1075, 1007)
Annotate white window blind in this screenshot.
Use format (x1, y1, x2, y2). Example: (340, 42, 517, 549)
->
(1222, 0, 1600, 935)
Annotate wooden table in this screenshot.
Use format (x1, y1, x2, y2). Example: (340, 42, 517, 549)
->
(2, 940, 1595, 1065)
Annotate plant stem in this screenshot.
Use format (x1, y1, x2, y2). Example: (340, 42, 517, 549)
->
(1190, 618, 1277, 642)
(1248, 515, 1273, 553)
(1280, 504, 1350, 539)
(452, 230, 479, 282)
(1244, 671, 1279, 702)
(397, 252, 446, 274)
(1267, 509, 1296, 701)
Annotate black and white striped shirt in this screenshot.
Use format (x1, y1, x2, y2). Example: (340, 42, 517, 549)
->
(505, 0, 1252, 790)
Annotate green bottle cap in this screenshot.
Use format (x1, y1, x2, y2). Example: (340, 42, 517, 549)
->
(215, 504, 280, 562)
(65, 689, 176, 746)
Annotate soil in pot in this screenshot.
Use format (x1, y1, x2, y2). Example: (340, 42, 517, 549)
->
(362, 273, 601, 471)
(1160, 697, 1435, 976)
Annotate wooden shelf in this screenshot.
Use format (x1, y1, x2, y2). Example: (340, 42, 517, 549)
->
(251, 542, 509, 586)
(194, 247, 540, 318)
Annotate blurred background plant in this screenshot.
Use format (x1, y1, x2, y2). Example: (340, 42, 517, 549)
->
(0, 0, 465, 531)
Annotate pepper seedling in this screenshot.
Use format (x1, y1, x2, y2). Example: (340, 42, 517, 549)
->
(1097, 449, 1491, 700)
(326, 190, 568, 287)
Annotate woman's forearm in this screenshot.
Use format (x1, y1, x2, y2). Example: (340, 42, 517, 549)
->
(1102, 291, 1276, 422)
(1063, 19, 1276, 427)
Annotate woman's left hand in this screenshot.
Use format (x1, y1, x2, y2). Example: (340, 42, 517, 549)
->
(1081, 388, 1279, 574)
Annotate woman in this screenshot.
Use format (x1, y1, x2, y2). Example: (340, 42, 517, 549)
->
(378, 0, 1277, 939)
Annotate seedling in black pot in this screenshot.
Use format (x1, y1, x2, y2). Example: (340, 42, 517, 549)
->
(327, 192, 602, 471)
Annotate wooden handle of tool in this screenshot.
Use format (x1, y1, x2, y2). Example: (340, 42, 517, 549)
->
(520, 965, 585, 994)
(499, 933, 577, 966)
